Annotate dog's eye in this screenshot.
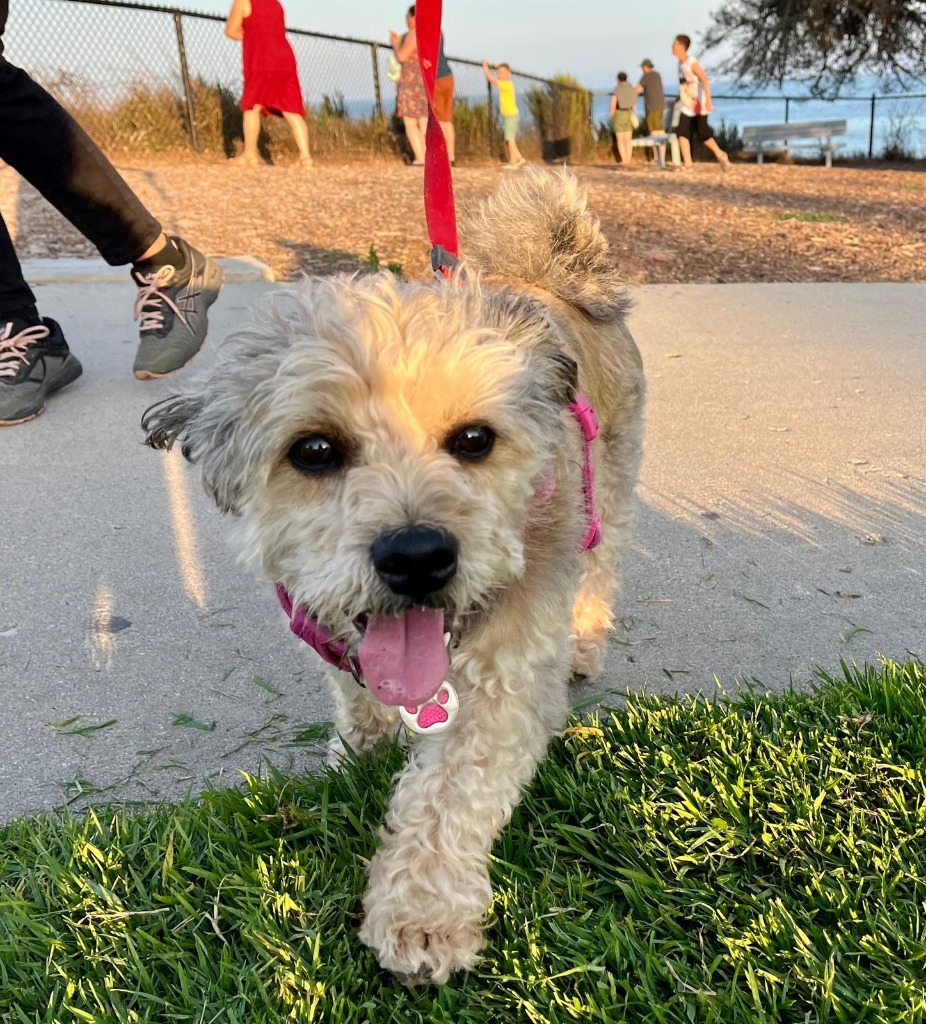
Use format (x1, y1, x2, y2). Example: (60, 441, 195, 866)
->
(447, 425, 495, 462)
(288, 435, 343, 474)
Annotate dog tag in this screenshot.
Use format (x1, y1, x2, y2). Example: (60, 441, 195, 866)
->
(400, 682, 459, 735)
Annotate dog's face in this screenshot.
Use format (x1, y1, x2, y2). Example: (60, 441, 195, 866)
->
(144, 274, 576, 705)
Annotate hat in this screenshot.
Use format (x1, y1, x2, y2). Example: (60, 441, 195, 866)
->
(641, 58, 654, 68)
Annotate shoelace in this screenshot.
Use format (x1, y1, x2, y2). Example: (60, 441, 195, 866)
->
(0, 321, 51, 378)
(133, 265, 187, 333)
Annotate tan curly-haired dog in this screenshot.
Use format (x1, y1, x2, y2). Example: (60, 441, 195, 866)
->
(143, 170, 645, 984)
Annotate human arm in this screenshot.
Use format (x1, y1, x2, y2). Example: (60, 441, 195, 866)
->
(393, 28, 417, 63)
(691, 59, 712, 112)
(609, 92, 617, 117)
(482, 60, 499, 85)
(224, 0, 249, 40)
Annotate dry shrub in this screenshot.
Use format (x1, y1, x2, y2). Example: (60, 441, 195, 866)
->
(29, 70, 573, 163)
(525, 73, 594, 162)
(109, 83, 189, 151)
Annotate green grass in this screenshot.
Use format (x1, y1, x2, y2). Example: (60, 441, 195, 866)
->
(773, 211, 851, 224)
(2, 659, 926, 1022)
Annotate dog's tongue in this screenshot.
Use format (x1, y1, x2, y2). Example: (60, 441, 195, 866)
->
(357, 608, 448, 707)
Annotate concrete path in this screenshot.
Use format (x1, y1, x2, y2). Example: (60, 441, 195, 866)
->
(1, 274, 923, 822)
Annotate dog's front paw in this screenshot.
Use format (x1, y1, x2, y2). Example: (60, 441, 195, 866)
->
(359, 902, 484, 985)
(570, 632, 606, 679)
(570, 593, 612, 679)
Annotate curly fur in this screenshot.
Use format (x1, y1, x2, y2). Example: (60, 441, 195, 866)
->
(461, 167, 632, 323)
(142, 170, 645, 984)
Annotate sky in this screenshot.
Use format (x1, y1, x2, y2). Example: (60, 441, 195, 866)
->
(191, 0, 721, 89)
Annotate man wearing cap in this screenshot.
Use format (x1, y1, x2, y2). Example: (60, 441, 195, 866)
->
(635, 59, 665, 134)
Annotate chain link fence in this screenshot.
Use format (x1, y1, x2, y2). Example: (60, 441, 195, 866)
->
(4, 0, 596, 162)
(6, 0, 924, 162)
(591, 89, 926, 160)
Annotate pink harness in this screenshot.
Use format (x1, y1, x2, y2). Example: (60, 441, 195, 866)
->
(277, 393, 602, 663)
(568, 392, 603, 552)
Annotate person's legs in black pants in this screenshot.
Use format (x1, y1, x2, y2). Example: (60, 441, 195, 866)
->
(0, 14, 223, 424)
(0, 60, 164, 284)
(0, 205, 37, 323)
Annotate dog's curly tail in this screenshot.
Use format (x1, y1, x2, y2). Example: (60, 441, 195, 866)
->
(460, 168, 629, 323)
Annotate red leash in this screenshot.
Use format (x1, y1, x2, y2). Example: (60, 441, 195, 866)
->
(413, 0, 600, 552)
(414, 0, 458, 277)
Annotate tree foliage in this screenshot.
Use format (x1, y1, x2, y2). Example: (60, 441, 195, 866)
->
(703, 0, 926, 94)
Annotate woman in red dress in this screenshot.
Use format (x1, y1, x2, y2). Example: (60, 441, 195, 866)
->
(225, 0, 312, 166)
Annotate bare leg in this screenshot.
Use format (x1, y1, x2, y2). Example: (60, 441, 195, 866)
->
(678, 135, 693, 167)
(617, 131, 632, 165)
(439, 119, 455, 162)
(505, 138, 524, 164)
(135, 233, 168, 261)
(282, 111, 312, 165)
(403, 116, 426, 163)
(704, 137, 730, 168)
(231, 106, 262, 165)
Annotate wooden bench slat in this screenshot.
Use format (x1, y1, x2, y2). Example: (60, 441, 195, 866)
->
(741, 120, 846, 167)
(742, 120, 847, 142)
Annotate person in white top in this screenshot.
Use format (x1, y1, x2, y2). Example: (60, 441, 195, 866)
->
(672, 34, 730, 171)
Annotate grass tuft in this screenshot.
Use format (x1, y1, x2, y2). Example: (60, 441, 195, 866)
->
(2, 659, 926, 1020)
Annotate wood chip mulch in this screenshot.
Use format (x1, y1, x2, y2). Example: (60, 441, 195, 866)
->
(3, 158, 925, 285)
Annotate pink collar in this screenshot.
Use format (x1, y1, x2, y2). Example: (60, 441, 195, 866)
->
(275, 582, 362, 680)
(277, 393, 602, 664)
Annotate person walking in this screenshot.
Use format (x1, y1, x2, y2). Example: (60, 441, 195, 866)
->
(390, 5, 428, 166)
(482, 61, 526, 168)
(0, 0, 223, 426)
(609, 71, 637, 166)
(672, 33, 730, 170)
(225, 0, 312, 167)
(635, 59, 665, 134)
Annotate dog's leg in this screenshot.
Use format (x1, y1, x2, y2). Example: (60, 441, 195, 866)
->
(570, 558, 617, 679)
(358, 646, 569, 984)
(327, 673, 401, 767)
(571, 417, 643, 679)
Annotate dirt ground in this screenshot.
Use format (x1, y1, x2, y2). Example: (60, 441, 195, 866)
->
(2, 157, 925, 285)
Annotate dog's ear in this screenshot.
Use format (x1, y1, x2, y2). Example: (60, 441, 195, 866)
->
(482, 286, 579, 408)
(545, 351, 578, 406)
(141, 392, 245, 515)
(142, 394, 203, 460)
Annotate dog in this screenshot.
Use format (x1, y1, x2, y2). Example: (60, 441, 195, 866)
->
(142, 169, 645, 984)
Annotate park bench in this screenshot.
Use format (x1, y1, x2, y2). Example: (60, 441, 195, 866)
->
(741, 120, 847, 168)
(631, 132, 681, 170)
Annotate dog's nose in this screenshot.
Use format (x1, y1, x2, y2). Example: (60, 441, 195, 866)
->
(371, 527, 458, 600)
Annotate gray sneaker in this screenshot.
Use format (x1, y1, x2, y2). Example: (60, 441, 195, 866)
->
(132, 236, 224, 380)
(0, 318, 83, 426)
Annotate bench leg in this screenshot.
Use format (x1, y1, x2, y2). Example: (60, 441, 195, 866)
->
(656, 143, 666, 170)
(757, 151, 764, 165)
(825, 146, 832, 168)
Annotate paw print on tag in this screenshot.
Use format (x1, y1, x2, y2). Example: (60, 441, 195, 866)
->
(399, 682, 459, 735)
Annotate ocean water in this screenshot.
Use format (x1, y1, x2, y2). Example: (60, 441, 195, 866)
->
(589, 79, 926, 158)
(367, 79, 926, 158)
